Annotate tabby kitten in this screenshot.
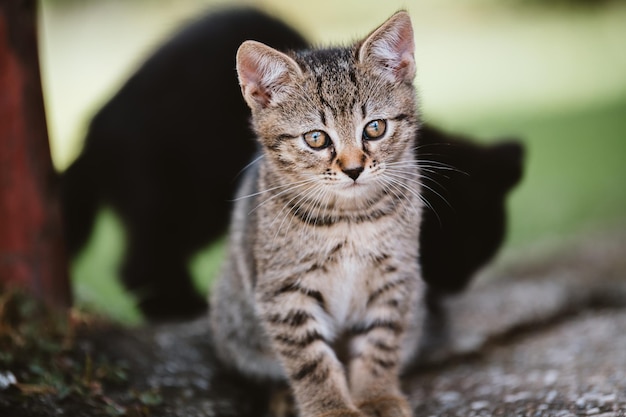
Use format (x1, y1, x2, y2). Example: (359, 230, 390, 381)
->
(211, 11, 423, 417)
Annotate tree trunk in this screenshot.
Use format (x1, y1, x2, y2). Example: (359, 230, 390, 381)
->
(0, 0, 71, 307)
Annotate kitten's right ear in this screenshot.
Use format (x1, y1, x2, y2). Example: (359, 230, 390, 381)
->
(236, 40, 302, 110)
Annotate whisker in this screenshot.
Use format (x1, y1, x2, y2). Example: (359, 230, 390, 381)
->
(270, 186, 313, 246)
(379, 176, 420, 216)
(384, 164, 456, 229)
(303, 182, 327, 227)
(388, 159, 467, 176)
(247, 179, 318, 215)
(389, 165, 456, 183)
(234, 177, 316, 202)
(385, 170, 452, 214)
(232, 154, 264, 182)
(270, 181, 322, 248)
(413, 142, 461, 153)
(379, 175, 426, 220)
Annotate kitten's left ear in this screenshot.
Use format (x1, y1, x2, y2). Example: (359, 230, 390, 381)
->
(359, 11, 416, 84)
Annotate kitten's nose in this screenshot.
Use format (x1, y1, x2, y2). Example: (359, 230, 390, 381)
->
(342, 167, 363, 181)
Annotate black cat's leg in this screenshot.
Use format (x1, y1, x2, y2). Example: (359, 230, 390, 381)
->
(121, 235, 207, 321)
(61, 151, 101, 257)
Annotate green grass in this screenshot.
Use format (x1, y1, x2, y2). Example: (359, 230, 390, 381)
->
(189, 237, 226, 298)
(70, 209, 141, 325)
(438, 95, 626, 250)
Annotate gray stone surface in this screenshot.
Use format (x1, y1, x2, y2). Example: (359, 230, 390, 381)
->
(407, 309, 626, 416)
(94, 230, 626, 416)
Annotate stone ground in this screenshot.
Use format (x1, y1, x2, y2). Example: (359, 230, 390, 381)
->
(2, 229, 626, 416)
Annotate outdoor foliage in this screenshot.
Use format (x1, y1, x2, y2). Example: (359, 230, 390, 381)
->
(0, 288, 162, 417)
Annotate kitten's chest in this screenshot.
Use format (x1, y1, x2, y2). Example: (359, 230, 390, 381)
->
(319, 253, 368, 326)
(305, 223, 403, 327)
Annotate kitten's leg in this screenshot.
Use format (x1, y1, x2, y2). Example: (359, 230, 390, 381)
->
(347, 278, 419, 417)
(257, 283, 362, 417)
(348, 339, 412, 417)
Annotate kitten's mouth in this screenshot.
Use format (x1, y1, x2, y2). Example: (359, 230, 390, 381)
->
(327, 178, 376, 198)
(341, 180, 364, 190)
(337, 181, 371, 198)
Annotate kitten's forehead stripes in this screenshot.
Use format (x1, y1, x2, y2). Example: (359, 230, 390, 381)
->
(319, 109, 327, 126)
(348, 68, 359, 88)
(294, 47, 361, 120)
(314, 74, 335, 118)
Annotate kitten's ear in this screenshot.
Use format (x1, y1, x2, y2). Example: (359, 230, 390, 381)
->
(358, 11, 416, 84)
(236, 40, 302, 110)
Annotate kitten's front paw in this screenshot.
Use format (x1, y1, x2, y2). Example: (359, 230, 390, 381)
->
(357, 396, 412, 417)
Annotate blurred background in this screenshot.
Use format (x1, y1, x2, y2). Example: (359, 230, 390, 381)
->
(38, 0, 626, 323)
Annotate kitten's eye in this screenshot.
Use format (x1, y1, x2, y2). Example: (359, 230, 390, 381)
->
(363, 119, 387, 140)
(303, 130, 331, 150)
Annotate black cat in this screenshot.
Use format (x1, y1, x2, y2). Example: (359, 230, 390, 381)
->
(417, 126, 523, 310)
(61, 7, 524, 320)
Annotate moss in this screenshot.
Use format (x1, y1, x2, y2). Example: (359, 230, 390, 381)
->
(0, 288, 161, 417)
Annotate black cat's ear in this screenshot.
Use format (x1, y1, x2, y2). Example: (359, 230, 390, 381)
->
(488, 141, 525, 191)
(236, 40, 302, 110)
(358, 11, 416, 84)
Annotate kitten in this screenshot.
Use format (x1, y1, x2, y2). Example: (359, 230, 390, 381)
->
(210, 11, 422, 417)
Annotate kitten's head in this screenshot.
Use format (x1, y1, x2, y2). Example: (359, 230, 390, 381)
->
(235, 11, 420, 209)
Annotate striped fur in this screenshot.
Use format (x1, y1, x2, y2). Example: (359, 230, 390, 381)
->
(211, 11, 423, 417)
